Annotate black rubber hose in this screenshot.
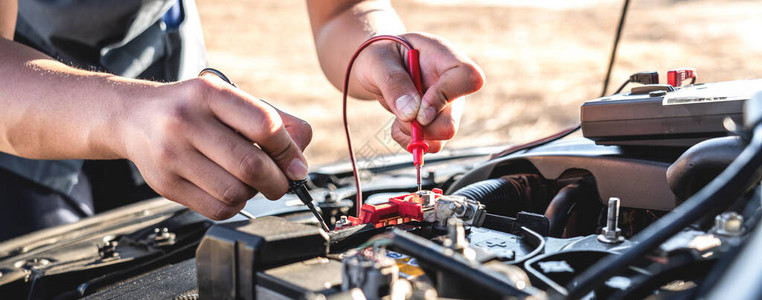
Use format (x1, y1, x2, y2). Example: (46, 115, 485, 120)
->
(666, 136, 746, 200)
(452, 178, 528, 216)
(544, 182, 596, 237)
(452, 178, 513, 202)
(565, 125, 762, 299)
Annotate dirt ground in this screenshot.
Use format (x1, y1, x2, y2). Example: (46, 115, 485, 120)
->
(196, 0, 762, 165)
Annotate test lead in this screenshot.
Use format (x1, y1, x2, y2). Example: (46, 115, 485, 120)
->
(406, 49, 428, 192)
(289, 179, 330, 232)
(197, 69, 324, 226)
(342, 35, 430, 214)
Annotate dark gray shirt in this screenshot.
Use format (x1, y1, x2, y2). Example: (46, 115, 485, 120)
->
(2, 0, 207, 194)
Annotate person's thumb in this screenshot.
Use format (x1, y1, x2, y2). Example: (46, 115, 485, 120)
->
(417, 64, 484, 126)
(370, 64, 421, 122)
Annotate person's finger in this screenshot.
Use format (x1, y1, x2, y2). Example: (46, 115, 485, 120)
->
(394, 97, 464, 140)
(253, 98, 313, 151)
(162, 176, 247, 220)
(417, 64, 483, 125)
(199, 77, 309, 180)
(188, 117, 290, 199)
(276, 109, 313, 151)
(426, 140, 447, 153)
(362, 46, 421, 122)
(391, 124, 447, 153)
(173, 149, 260, 203)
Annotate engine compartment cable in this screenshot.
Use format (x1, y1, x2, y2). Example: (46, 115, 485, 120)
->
(600, 0, 631, 97)
(490, 124, 580, 159)
(612, 78, 631, 95)
(495, 0, 630, 160)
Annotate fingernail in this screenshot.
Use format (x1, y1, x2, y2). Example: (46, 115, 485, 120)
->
(419, 106, 437, 125)
(287, 159, 308, 180)
(395, 94, 420, 120)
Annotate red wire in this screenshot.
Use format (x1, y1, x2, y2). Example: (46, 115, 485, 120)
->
(343, 35, 414, 217)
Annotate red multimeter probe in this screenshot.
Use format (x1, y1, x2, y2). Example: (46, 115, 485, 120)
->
(405, 48, 429, 192)
(342, 35, 430, 216)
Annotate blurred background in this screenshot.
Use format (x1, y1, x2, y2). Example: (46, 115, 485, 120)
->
(197, 0, 762, 165)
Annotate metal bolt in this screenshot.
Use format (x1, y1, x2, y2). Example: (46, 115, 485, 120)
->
(18, 258, 51, 270)
(598, 197, 624, 244)
(337, 215, 352, 227)
(417, 190, 436, 207)
(98, 240, 119, 259)
(148, 228, 176, 247)
(606, 198, 619, 229)
(323, 191, 337, 203)
(444, 218, 470, 253)
(712, 212, 744, 236)
(448, 202, 459, 213)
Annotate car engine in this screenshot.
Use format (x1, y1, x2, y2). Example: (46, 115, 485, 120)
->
(2, 78, 762, 300)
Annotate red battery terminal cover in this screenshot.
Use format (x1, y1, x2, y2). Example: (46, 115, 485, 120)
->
(667, 68, 697, 87)
(338, 188, 444, 229)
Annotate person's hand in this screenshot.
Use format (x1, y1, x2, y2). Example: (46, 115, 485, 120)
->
(117, 75, 312, 220)
(352, 32, 485, 152)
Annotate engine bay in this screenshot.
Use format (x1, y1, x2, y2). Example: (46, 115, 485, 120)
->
(2, 79, 762, 299)
(191, 78, 762, 299)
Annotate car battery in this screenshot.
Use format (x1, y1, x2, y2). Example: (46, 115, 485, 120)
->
(581, 79, 762, 147)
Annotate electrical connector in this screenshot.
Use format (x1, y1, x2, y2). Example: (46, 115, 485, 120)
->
(629, 71, 659, 85)
(667, 68, 697, 87)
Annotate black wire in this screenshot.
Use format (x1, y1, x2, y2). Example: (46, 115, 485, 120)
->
(600, 0, 631, 97)
(199, 68, 237, 88)
(510, 0, 628, 164)
(490, 124, 580, 159)
(612, 79, 631, 95)
(565, 125, 762, 299)
(504, 0, 631, 157)
(26, 270, 42, 300)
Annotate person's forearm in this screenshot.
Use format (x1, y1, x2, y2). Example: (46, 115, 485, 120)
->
(0, 21, 315, 220)
(306, 0, 406, 99)
(0, 38, 156, 160)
